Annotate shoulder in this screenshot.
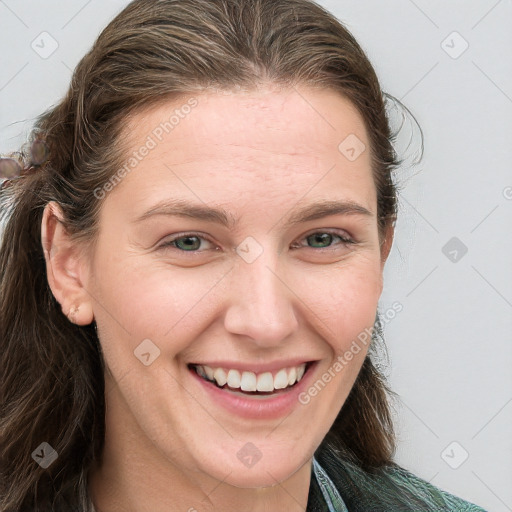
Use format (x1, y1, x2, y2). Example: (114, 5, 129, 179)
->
(315, 443, 487, 512)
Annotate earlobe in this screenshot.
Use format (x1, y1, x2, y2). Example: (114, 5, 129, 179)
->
(41, 201, 95, 326)
(66, 302, 95, 326)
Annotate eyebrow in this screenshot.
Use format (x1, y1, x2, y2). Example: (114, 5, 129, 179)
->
(132, 198, 373, 228)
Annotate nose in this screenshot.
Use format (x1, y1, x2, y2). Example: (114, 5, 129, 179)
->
(222, 251, 299, 347)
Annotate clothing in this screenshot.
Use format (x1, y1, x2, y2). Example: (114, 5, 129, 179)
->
(313, 457, 349, 511)
(309, 441, 488, 512)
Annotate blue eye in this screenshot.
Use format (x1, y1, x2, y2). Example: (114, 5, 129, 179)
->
(161, 234, 214, 252)
(293, 231, 355, 250)
(160, 230, 355, 253)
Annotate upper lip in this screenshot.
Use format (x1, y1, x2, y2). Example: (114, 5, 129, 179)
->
(189, 359, 317, 374)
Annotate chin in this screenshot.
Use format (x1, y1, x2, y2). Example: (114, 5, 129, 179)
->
(194, 447, 309, 488)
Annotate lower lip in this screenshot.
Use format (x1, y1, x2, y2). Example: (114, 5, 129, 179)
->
(189, 363, 317, 420)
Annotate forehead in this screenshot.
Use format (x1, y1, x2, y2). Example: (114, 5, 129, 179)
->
(127, 86, 368, 160)
(106, 86, 375, 218)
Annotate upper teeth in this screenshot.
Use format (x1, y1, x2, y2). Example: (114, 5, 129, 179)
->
(195, 364, 307, 392)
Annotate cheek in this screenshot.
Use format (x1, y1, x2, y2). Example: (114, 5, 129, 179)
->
(301, 259, 382, 349)
(91, 250, 226, 362)
(294, 263, 381, 438)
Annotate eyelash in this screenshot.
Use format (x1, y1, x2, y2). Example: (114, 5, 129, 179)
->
(159, 230, 356, 253)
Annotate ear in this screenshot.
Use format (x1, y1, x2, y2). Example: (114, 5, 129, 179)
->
(379, 220, 395, 269)
(41, 201, 94, 326)
(376, 222, 394, 296)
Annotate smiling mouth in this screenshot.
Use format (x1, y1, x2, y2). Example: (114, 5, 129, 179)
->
(188, 362, 314, 395)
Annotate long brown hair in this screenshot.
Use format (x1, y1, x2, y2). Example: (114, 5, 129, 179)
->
(1, 0, 417, 509)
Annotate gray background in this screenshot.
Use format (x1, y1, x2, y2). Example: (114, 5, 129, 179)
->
(1, 1, 511, 510)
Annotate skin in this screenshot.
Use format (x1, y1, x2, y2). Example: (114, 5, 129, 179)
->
(42, 85, 393, 512)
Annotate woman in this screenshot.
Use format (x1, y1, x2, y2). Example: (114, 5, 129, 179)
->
(0, 0, 487, 510)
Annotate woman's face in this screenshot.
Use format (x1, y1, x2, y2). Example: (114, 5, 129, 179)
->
(85, 86, 391, 488)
